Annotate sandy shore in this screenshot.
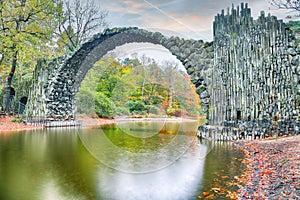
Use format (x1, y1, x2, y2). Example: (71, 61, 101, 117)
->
(234, 135, 300, 199)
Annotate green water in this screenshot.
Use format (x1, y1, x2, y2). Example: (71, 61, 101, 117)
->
(0, 121, 244, 200)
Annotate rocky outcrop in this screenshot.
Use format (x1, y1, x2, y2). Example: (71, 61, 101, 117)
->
(210, 3, 299, 125)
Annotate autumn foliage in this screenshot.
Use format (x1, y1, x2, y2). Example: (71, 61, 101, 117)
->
(234, 136, 300, 199)
(0, 116, 40, 132)
(77, 57, 203, 118)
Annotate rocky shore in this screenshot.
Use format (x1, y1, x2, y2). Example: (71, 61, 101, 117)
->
(234, 135, 300, 199)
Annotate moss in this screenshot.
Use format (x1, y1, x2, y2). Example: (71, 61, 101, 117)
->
(11, 118, 22, 123)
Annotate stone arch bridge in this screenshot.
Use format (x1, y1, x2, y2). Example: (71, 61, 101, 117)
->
(26, 3, 299, 126)
(26, 27, 213, 120)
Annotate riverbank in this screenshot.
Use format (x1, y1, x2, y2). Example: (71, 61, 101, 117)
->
(78, 116, 204, 129)
(77, 115, 115, 127)
(0, 115, 115, 133)
(0, 116, 42, 132)
(234, 135, 300, 199)
(0, 115, 203, 133)
(114, 116, 201, 122)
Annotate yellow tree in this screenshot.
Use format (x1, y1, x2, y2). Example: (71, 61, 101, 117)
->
(0, 0, 63, 112)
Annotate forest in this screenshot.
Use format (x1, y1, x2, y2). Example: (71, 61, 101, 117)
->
(76, 56, 203, 118)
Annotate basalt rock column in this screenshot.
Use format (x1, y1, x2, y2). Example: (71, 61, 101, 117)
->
(211, 3, 299, 125)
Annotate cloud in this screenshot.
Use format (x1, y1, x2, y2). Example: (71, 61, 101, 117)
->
(102, 0, 151, 14)
(96, 0, 290, 41)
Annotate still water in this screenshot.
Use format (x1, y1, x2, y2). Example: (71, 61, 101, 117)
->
(0, 121, 244, 200)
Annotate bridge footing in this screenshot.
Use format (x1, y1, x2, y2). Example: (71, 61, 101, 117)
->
(26, 118, 82, 128)
(198, 120, 300, 141)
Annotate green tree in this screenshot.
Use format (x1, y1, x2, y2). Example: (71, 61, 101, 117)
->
(94, 92, 115, 118)
(0, 0, 63, 112)
(77, 57, 133, 117)
(95, 58, 130, 98)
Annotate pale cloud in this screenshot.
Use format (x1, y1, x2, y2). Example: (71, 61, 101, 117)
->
(104, 0, 148, 14)
(96, 0, 292, 41)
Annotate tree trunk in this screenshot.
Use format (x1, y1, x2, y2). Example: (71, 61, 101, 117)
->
(141, 76, 146, 101)
(2, 50, 17, 113)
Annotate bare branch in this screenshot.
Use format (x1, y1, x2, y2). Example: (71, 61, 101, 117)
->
(57, 0, 108, 52)
(270, 0, 300, 17)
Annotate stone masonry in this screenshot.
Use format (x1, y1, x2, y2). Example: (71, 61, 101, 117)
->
(26, 28, 212, 120)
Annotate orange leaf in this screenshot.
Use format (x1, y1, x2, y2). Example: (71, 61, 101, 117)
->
(214, 183, 220, 187)
(202, 191, 210, 197)
(206, 194, 216, 199)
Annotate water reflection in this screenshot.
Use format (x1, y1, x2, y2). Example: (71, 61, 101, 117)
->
(78, 120, 199, 173)
(96, 140, 205, 200)
(0, 123, 244, 200)
(0, 129, 98, 200)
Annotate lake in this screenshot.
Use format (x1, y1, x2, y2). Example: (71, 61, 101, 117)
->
(0, 120, 244, 200)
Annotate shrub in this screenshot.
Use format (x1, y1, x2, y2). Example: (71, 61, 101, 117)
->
(115, 107, 130, 116)
(94, 92, 116, 118)
(125, 100, 147, 114)
(11, 118, 22, 123)
(166, 106, 176, 116)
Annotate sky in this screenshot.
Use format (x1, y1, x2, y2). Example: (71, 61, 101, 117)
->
(93, 0, 293, 68)
(95, 0, 292, 41)
(107, 42, 186, 71)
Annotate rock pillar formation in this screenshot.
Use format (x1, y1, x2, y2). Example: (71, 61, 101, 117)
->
(210, 3, 299, 125)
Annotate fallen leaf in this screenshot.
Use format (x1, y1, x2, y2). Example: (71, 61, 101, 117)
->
(211, 187, 221, 192)
(226, 191, 237, 199)
(202, 191, 210, 197)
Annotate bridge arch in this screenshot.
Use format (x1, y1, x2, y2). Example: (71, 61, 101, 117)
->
(26, 27, 212, 119)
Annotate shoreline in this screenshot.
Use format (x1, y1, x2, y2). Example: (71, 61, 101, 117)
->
(234, 135, 300, 199)
(77, 116, 115, 128)
(0, 116, 43, 133)
(113, 116, 201, 122)
(0, 115, 204, 133)
(0, 116, 116, 133)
